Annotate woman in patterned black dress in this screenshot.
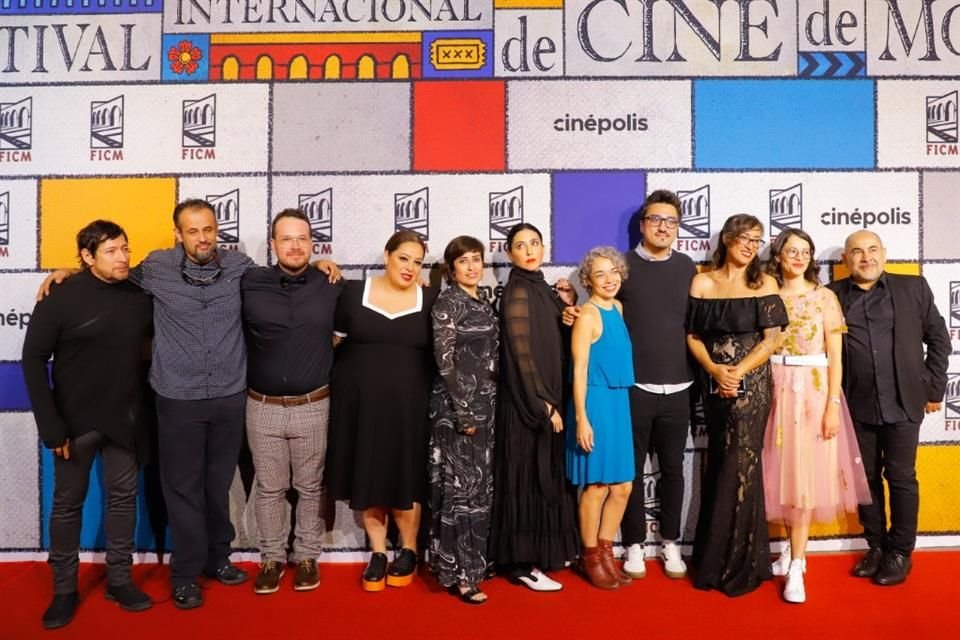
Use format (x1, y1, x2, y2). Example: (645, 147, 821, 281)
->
(686, 214, 788, 597)
(428, 236, 499, 605)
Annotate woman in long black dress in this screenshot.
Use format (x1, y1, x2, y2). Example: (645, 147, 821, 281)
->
(428, 236, 499, 605)
(326, 231, 438, 592)
(686, 214, 788, 597)
(489, 223, 580, 592)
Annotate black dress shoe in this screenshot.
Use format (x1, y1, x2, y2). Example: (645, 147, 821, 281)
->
(362, 552, 388, 592)
(205, 563, 248, 586)
(105, 583, 153, 612)
(852, 547, 884, 578)
(173, 583, 203, 610)
(42, 592, 78, 630)
(873, 552, 912, 586)
(386, 548, 418, 587)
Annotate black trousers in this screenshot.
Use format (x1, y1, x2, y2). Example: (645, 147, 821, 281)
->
(853, 419, 920, 555)
(156, 392, 245, 588)
(620, 387, 690, 545)
(49, 430, 139, 595)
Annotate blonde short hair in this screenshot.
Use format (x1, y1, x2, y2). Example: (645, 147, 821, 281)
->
(577, 246, 628, 291)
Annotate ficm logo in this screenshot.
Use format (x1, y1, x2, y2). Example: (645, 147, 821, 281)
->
(926, 90, 958, 157)
(489, 186, 523, 241)
(299, 189, 333, 256)
(90, 96, 125, 162)
(769, 184, 802, 236)
(945, 372, 960, 432)
(676, 185, 711, 251)
(182, 94, 217, 160)
(950, 281, 960, 329)
(0, 97, 33, 162)
(395, 187, 429, 241)
(207, 189, 240, 245)
(0, 191, 9, 253)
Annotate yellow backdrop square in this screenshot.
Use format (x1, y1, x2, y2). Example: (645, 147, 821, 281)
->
(40, 178, 178, 270)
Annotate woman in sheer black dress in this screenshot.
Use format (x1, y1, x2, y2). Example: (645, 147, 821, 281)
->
(686, 214, 788, 597)
(489, 223, 580, 592)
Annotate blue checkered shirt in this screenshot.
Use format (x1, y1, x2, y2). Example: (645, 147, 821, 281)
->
(130, 245, 254, 400)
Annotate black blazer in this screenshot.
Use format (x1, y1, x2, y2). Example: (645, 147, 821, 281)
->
(828, 273, 951, 424)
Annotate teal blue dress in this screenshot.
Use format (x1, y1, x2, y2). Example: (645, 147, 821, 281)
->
(566, 303, 636, 485)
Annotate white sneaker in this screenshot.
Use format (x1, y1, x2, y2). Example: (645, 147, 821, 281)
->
(515, 567, 563, 592)
(622, 543, 647, 579)
(660, 541, 687, 579)
(771, 541, 792, 576)
(783, 559, 806, 604)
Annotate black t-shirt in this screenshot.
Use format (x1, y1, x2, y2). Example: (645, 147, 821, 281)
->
(22, 270, 153, 452)
(241, 265, 343, 396)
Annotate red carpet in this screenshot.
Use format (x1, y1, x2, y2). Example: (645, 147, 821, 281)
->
(2, 552, 957, 639)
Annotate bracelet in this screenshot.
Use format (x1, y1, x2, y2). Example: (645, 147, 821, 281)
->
(830, 397, 841, 405)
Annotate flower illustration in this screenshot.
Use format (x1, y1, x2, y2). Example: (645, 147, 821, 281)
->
(168, 40, 203, 75)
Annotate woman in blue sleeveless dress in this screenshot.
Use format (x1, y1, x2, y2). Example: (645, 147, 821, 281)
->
(567, 247, 636, 590)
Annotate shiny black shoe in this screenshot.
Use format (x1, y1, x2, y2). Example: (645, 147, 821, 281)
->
(172, 583, 203, 610)
(852, 547, 884, 578)
(205, 563, 248, 586)
(362, 552, 388, 592)
(873, 551, 912, 586)
(386, 548, 418, 588)
(105, 583, 153, 612)
(42, 592, 78, 630)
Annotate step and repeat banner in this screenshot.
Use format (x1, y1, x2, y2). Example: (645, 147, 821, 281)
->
(1, 0, 959, 559)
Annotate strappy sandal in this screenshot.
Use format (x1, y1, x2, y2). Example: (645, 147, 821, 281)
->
(448, 584, 487, 605)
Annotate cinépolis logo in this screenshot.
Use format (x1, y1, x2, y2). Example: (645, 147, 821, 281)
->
(553, 113, 648, 135)
(819, 206, 912, 228)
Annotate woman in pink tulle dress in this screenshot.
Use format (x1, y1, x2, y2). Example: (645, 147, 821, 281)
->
(762, 228, 871, 605)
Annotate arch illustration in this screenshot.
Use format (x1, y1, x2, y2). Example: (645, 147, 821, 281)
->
(222, 56, 240, 81)
(256, 56, 274, 80)
(392, 54, 410, 79)
(357, 55, 376, 80)
(288, 55, 309, 80)
(324, 55, 341, 80)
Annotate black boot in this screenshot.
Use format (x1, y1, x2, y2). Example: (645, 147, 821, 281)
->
(42, 592, 78, 630)
(105, 583, 153, 612)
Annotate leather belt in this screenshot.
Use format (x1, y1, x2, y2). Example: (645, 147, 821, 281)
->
(247, 386, 330, 407)
(770, 354, 828, 367)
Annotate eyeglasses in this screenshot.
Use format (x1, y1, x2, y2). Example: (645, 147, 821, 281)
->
(782, 248, 812, 259)
(644, 215, 679, 229)
(181, 251, 222, 286)
(735, 234, 766, 249)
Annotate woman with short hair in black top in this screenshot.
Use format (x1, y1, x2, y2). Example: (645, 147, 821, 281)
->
(686, 214, 788, 597)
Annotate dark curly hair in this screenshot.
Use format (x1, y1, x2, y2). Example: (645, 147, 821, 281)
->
(712, 214, 765, 290)
(765, 227, 820, 287)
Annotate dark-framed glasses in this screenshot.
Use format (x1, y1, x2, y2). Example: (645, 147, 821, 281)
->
(735, 234, 766, 249)
(181, 251, 222, 286)
(644, 215, 679, 229)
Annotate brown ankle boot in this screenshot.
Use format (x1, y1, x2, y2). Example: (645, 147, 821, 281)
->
(580, 546, 619, 590)
(598, 539, 633, 586)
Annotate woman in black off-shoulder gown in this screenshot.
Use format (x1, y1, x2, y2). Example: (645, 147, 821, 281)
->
(686, 214, 789, 597)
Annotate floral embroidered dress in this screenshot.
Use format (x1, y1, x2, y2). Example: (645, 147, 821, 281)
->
(762, 287, 871, 526)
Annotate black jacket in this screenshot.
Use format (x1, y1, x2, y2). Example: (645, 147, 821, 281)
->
(829, 273, 950, 423)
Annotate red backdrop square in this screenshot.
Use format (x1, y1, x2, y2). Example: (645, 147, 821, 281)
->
(413, 80, 506, 172)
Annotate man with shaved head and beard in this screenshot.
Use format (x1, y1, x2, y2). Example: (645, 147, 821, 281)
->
(829, 230, 949, 586)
